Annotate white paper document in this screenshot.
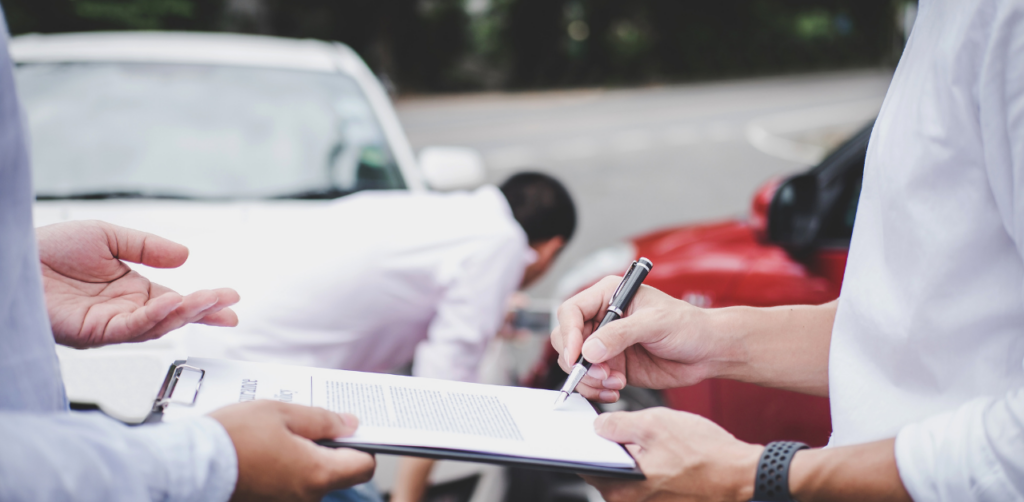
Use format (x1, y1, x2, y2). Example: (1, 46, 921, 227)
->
(162, 358, 636, 470)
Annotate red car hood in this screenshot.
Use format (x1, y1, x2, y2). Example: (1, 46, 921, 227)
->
(633, 220, 838, 308)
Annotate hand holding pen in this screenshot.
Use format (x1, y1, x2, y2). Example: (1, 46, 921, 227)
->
(554, 258, 653, 407)
(551, 265, 730, 404)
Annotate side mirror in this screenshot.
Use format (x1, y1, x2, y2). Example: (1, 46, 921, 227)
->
(419, 146, 486, 191)
(767, 173, 819, 251)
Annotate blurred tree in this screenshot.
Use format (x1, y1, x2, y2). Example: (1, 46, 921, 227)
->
(253, 0, 469, 91)
(499, 0, 568, 87)
(74, 0, 193, 29)
(5, 0, 224, 32)
(3, 0, 900, 92)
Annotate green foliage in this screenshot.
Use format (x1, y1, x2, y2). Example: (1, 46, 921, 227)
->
(5, 0, 223, 33)
(2, 0, 900, 92)
(74, 0, 194, 30)
(492, 0, 897, 88)
(794, 9, 842, 40)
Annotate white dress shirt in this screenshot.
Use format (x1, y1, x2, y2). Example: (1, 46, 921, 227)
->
(829, 0, 1024, 500)
(0, 6, 237, 501)
(165, 186, 534, 383)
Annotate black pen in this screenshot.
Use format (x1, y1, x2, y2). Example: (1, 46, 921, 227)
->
(553, 257, 653, 407)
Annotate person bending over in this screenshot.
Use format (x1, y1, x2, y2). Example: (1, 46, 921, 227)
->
(154, 171, 577, 501)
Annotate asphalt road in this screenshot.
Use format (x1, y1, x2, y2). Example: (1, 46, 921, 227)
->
(395, 69, 893, 300)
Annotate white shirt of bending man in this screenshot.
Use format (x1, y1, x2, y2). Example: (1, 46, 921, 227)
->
(829, 0, 1024, 500)
(141, 186, 539, 383)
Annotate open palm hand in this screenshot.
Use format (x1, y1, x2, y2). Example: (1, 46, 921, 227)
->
(38, 221, 239, 349)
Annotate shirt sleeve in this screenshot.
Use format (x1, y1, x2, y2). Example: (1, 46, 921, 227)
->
(412, 232, 528, 383)
(895, 4, 1024, 501)
(895, 388, 1024, 501)
(0, 411, 238, 502)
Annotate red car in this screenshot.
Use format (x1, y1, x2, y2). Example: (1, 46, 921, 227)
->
(533, 123, 872, 447)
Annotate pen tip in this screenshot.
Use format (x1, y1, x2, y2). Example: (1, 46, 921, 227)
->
(553, 392, 568, 408)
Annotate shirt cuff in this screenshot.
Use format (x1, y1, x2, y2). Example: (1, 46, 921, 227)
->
(895, 396, 1022, 502)
(127, 417, 238, 502)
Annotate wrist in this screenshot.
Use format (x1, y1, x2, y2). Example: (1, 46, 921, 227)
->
(700, 306, 756, 381)
(787, 439, 910, 502)
(788, 448, 815, 500)
(729, 443, 763, 502)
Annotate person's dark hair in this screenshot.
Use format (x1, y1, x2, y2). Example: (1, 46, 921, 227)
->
(500, 172, 576, 244)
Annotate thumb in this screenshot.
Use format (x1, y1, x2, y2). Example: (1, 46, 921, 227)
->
(311, 447, 377, 491)
(594, 411, 655, 447)
(282, 404, 360, 440)
(581, 313, 647, 364)
(106, 221, 190, 268)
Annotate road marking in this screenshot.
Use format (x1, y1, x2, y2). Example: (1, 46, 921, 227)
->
(483, 121, 746, 168)
(745, 97, 883, 164)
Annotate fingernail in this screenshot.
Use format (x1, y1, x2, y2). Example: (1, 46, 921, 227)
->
(587, 365, 608, 380)
(603, 376, 623, 389)
(582, 338, 608, 361)
(599, 390, 618, 402)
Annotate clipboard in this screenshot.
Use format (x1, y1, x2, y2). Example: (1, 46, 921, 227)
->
(146, 361, 644, 479)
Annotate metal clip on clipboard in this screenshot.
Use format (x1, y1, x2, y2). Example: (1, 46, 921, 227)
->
(152, 362, 205, 412)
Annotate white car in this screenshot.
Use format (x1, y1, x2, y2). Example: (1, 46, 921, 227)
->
(14, 31, 485, 200)
(15, 31, 500, 502)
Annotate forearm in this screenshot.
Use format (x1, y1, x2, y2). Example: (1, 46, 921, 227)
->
(788, 439, 911, 502)
(707, 301, 836, 396)
(390, 457, 436, 502)
(0, 411, 236, 502)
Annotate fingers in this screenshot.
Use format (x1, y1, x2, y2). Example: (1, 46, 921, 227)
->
(315, 447, 377, 491)
(594, 410, 659, 447)
(132, 287, 241, 342)
(581, 308, 659, 364)
(194, 288, 240, 326)
(287, 412, 376, 492)
(212, 401, 377, 500)
(130, 289, 221, 340)
(554, 276, 624, 366)
(584, 364, 627, 390)
(554, 302, 586, 367)
(103, 221, 190, 268)
(196, 307, 239, 327)
(285, 409, 375, 492)
(98, 292, 185, 345)
(282, 404, 361, 440)
(572, 383, 619, 402)
(562, 321, 584, 368)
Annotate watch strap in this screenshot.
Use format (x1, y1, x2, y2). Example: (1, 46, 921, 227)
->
(752, 441, 808, 502)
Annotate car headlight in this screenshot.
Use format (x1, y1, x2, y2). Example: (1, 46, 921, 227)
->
(553, 242, 637, 302)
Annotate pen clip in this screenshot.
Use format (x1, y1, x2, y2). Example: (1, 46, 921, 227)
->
(610, 261, 638, 306)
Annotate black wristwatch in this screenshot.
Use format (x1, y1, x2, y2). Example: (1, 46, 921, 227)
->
(751, 441, 808, 502)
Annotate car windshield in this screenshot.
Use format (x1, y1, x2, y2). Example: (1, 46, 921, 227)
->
(17, 63, 405, 200)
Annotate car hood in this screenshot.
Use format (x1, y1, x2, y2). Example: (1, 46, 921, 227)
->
(34, 199, 329, 233)
(635, 219, 761, 281)
(632, 218, 833, 308)
(33, 199, 342, 288)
